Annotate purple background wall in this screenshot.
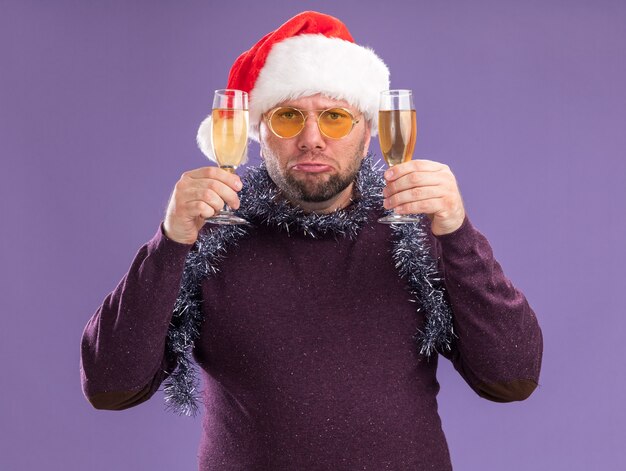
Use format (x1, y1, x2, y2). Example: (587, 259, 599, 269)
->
(1, 0, 624, 469)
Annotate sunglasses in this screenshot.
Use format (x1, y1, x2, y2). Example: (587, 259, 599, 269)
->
(265, 107, 361, 139)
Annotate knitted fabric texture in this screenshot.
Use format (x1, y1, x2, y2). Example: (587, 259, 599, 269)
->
(163, 155, 455, 416)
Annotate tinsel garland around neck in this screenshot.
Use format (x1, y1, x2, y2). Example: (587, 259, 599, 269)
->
(162, 154, 455, 416)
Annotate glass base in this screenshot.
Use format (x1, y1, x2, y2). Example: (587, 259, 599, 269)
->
(205, 210, 250, 226)
(378, 213, 422, 224)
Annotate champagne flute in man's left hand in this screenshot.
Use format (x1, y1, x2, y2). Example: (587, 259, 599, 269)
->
(377, 89, 421, 224)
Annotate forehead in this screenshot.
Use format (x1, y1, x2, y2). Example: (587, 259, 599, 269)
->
(276, 93, 358, 112)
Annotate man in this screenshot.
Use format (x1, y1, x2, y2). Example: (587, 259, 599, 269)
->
(80, 11, 543, 470)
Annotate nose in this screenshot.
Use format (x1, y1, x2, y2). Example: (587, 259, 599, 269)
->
(295, 112, 326, 151)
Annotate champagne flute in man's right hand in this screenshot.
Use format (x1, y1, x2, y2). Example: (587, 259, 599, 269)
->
(206, 88, 250, 225)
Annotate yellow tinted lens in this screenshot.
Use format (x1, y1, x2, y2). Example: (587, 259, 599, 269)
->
(270, 107, 304, 138)
(319, 108, 354, 138)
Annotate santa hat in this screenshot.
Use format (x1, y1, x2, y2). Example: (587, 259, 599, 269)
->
(197, 11, 390, 161)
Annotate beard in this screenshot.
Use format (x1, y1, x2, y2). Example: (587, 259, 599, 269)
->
(263, 139, 366, 204)
(281, 164, 360, 202)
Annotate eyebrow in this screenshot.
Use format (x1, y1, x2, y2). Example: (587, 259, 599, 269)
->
(276, 104, 358, 113)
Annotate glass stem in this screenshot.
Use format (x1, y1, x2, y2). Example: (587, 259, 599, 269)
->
(219, 165, 236, 214)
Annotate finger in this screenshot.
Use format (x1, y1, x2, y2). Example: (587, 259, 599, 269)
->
(185, 200, 219, 220)
(394, 197, 444, 215)
(383, 186, 446, 210)
(384, 159, 447, 182)
(186, 188, 227, 213)
(185, 181, 240, 210)
(182, 167, 243, 191)
(382, 171, 443, 198)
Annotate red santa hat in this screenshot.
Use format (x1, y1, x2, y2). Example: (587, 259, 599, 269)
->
(197, 11, 390, 160)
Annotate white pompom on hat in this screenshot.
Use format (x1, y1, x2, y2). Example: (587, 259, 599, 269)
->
(197, 11, 390, 160)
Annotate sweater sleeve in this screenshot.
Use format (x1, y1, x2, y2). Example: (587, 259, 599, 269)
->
(80, 222, 194, 410)
(428, 215, 543, 402)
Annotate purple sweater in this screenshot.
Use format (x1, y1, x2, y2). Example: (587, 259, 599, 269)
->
(80, 212, 543, 470)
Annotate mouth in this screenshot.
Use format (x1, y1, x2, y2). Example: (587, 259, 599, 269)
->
(290, 156, 335, 173)
(291, 162, 334, 173)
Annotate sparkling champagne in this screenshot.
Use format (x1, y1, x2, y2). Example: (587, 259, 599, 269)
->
(211, 108, 249, 170)
(378, 109, 417, 166)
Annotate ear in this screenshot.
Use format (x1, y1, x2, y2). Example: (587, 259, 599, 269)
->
(361, 121, 372, 158)
(258, 121, 267, 160)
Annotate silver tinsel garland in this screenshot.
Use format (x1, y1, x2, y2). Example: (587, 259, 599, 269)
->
(163, 154, 455, 416)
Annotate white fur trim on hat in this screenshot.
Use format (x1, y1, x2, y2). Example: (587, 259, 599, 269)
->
(196, 115, 248, 165)
(196, 114, 214, 160)
(248, 34, 390, 141)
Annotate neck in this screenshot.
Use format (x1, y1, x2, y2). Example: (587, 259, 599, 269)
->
(236, 154, 382, 239)
(287, 182, 355, 214)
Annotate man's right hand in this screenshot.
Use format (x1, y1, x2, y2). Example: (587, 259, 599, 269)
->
(163, 167, 243, 244)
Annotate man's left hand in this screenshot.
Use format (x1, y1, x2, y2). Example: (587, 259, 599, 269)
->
(382, 159, 466, 236)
